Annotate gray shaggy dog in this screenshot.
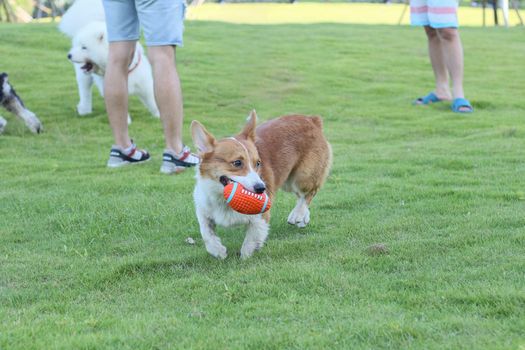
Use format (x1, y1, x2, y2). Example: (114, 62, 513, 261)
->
(0, 73, 42, 134)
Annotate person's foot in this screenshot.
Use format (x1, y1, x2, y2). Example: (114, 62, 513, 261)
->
(451, 98, 474, 113)
(160, 145, 200, 174)
(107, 142, 151, 168)
(413, 91, 451, 105)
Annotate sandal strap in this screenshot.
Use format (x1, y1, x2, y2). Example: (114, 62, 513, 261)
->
(452, 98, 473, 113)
(414, 92, 441, 105)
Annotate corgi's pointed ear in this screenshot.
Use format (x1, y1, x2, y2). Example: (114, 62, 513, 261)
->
(240, 110, 257, 141)
(191, 120, 216, 154)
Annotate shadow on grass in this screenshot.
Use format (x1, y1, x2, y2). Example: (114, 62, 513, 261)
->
(90, 227, 327, 290)
(88, 254, 225, 291)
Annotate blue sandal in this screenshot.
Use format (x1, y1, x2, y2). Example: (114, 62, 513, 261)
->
(413, 92, 442, 105)
(451, 98, 473, 113)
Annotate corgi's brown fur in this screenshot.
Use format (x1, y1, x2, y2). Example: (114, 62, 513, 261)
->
(191, 110, 332, 259)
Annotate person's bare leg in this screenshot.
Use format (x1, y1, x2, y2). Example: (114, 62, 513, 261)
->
(104, 41, 136, 149)
(148, 45, 183, 154)
(424, 26, 452, 101)
(436, 27, 465, 100)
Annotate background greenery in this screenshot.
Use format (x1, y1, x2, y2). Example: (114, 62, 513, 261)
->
(1, 8, 524, 349)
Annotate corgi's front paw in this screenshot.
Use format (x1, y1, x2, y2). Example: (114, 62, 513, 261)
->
(206, 241, 227, 259)
(240, 244, 256, 259)
(240, 239, 265, 259)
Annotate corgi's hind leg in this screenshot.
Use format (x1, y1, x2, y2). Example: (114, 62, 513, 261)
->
(287, 190, 315, 228)
(287, 142, 332, 228)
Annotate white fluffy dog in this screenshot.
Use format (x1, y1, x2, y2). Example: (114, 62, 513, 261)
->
(59, 0, 159, 122)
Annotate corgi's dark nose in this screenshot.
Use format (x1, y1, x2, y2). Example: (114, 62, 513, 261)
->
(219, 176, 230, 186)
(253, 183, 266, 194)
(67, 53, 72, 60)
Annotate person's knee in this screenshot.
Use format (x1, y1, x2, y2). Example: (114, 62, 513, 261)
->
(108, 43, 136, 69)
(436, 28, 458, 42)
(424, 26, 438, 40)
(148, 46, 176, 68)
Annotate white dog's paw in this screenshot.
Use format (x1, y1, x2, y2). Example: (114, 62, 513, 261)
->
(77, 104, 92, 115)
(287, 206, 310, 228)
(206, 241, 227, 259)
(0, 116, 6, 134)
(24, 113, 43, 134)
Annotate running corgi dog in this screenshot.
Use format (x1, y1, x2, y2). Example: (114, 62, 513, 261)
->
(191, 110, 332, 259)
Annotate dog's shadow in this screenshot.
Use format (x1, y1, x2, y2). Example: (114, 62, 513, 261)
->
(100, 254, 224, 283)
(91, 216, 322, 290)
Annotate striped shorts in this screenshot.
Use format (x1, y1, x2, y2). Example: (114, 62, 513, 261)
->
(410, 0, 459, 28)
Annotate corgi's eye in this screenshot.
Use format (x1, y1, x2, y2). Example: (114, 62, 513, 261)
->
(232, 160, 243, 168)
(256, 160, 261, 168)
(81, 46, 87, 50)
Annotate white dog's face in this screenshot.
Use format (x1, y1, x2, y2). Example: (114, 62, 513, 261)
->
(68, 21, 108, 75)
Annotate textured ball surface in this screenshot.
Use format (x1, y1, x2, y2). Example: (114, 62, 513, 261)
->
(223, 182, 271, 215)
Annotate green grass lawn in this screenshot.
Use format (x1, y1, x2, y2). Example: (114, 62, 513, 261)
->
(1, 18, 524, 349)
